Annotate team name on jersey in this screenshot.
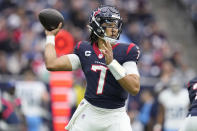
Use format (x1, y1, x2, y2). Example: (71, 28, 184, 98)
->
(95, 61, 106, 66)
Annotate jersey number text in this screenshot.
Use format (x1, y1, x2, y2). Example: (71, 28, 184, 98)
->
(91, 65, 108, 95)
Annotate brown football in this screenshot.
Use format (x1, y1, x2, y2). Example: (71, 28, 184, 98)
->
(38, 8, 64, 31)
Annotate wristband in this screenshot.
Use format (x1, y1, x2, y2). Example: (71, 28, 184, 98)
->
(107, 59, 126, 80)
(46, 35, 55, 46)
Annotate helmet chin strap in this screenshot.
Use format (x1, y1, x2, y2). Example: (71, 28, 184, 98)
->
(103, 36, 117, 44)
(102, 30, 119, 44)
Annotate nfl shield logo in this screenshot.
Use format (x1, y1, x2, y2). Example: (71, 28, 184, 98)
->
(98, 54, 103, 59)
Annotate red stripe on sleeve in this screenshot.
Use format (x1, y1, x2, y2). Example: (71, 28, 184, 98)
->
(127, 43, 135, 55)
(112, 43, 120, 49)
(77, 41, 82, 49)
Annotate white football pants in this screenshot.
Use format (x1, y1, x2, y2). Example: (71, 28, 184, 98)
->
(65, 99, 132, 131)
(179, 115, 197, 131)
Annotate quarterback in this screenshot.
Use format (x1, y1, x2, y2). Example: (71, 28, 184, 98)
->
(44, 5, 140, 131)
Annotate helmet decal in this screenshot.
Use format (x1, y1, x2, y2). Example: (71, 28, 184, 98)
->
(94, 9, 101, 17)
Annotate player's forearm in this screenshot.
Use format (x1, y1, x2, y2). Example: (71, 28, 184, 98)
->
(44, 44, 58, 70)
(107, 60, 140, 95)
(118, 74, 140, 95)
(153, 104, 164, 131)
(157, 104, 165, 124)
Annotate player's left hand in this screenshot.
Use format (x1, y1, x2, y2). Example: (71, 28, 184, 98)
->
(101, 41, 114, 65)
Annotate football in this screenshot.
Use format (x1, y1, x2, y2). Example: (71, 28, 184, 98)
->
(38, 8, 64, 31)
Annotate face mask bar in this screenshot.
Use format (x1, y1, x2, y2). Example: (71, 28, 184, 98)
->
(101, 18, 122, 44)
(100, 19, 120, 28)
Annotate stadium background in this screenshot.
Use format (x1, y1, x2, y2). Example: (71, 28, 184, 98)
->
(0, 0, 197, 131)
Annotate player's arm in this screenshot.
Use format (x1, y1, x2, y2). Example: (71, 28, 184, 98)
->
(108, 60, 140, 95)
(117, 66, 140, 95)
(118, 75, 140, 95)
(153, 103, 164, 131)
(45, 44, 72, 71)
(101, 41, 140, 95)
(44, 23, 81, 71)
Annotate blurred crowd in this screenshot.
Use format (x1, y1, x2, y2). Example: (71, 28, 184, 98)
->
(179, 0, 197, 32)
(0, 0, 196, 131)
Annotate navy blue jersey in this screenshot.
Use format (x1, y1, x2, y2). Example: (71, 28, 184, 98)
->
(74, 41, 140, 109)
(187, 76, 197, 116)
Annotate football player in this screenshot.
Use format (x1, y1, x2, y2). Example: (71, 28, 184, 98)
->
(44, 5, 140, 131)
(155, 76, 189, 131)
(179, 76, 197, 131)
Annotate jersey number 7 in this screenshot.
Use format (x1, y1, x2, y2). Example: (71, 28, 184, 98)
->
(91, 65, 108, 95)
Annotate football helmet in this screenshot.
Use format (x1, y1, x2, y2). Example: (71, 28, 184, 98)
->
(88, 5, 122, 44)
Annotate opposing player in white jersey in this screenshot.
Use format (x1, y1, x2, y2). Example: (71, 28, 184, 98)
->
(179, 76, 197, 131)
(15, 70, 49, 131)
(155, 76, 189, 131)
(44, 5, 140, 131)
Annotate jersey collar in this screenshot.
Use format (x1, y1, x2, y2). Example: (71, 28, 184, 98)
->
(92, 43, 120, 59)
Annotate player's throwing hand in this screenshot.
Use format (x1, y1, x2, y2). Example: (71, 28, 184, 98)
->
(45, 22, 62, 36)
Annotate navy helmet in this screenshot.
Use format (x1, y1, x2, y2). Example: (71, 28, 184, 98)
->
(88, 5, 122, 43)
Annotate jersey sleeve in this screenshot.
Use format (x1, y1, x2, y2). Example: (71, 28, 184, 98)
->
(74, 41, 82, 55)
(67, 41, 82, 70)
(123, 61, 139, 76)
(187, 77, 197, 89)
(67, 54, 81, 70)
(124, 43, 141, 63)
